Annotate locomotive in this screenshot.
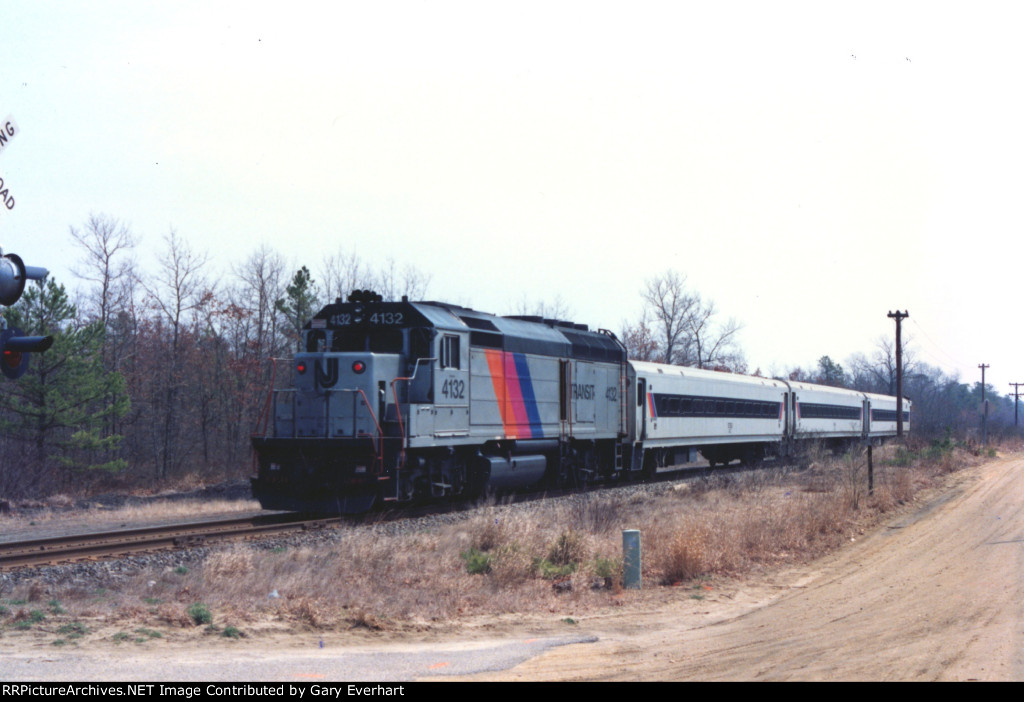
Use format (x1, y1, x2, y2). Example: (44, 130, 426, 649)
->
(251, 291, 910, 513)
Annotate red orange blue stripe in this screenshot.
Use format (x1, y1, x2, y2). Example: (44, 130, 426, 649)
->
(484, 349, 544, 439)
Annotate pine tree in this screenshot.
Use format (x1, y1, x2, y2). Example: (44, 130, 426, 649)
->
(0, 279, 130, 484)
(276, 266, 319, 350)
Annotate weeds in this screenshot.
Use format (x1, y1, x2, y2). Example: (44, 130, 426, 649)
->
(546, 529, 586, 567)
(658, 529, 709, 584)
(461, 548, 493, 575)
(592, 556, 620, 579)
(186, 603, 212, 626)
(58, 622, 88, 638)
(533, 558, 577, 580)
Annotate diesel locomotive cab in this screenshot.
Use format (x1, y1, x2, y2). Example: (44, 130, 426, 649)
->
(251, 291, 435, 513)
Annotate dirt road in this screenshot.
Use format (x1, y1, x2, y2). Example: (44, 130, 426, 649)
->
(445, 454, 1024, 681)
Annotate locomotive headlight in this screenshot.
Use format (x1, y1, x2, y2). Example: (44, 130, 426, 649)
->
(352, 361, 366, 374)
(353, 304, 364, 324)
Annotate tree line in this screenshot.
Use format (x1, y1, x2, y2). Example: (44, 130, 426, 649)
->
(0, 217, 1013, 498)
(0, 215, 431, 498)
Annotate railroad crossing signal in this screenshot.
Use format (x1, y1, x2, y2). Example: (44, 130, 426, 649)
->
(0, 326, 52, 379)
(0, 252, 48, 305)
(0, 113, 53, 379)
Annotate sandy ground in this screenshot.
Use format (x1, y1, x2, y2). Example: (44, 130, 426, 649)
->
(2, 454, 1022, 681)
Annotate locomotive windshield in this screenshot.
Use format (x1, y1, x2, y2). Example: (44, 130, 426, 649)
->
(303, 328, 405, 354)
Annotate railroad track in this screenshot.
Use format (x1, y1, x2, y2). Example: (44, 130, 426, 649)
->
(0, 513, 342, 570)
(0, 459, 772, 571)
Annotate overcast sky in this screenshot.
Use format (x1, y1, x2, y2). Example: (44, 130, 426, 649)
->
(1, 1, 1021, 392)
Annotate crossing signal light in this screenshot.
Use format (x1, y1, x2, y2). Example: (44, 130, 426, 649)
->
(0, 252, 49, 306)
(1, 327, 53, 379)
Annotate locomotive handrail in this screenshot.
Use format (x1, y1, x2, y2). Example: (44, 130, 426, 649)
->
(253, 357, 285, 439)
(350, 387, 385, 476)
(389, 357, 437, 472)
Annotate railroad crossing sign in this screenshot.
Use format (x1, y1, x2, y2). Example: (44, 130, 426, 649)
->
(0, 115, 17, 157)
(0, 115, 18, 211)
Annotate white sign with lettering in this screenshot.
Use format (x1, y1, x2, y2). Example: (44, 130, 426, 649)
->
(0, 116, 17, 157)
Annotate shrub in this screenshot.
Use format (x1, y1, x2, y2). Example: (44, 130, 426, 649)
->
(592, 555, 621, 579)
(460, 548, 493, 575)
(547, 529, 586, 566)
(533, 558, 577, 580)
(186, 603, 212, 626)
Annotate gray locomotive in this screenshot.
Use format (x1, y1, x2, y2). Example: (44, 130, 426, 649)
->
(251, 291, 909, 513)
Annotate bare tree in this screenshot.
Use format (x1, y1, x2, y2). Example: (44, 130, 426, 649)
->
(376, 257, 431, 301)
(69, 214, 137, 333)
(232, 245, 288, 361)
(683, 295, 745, 371)
(510, 293, 574, 321)
(68, 214, 139, 468)
(319, 247, 376, 304)
(636, 270, 744, 369)
(642, 270, 700, 365)
(621, 309, 661, 362)
(848, 334, 917, 395)
(141, 230, 212, 478)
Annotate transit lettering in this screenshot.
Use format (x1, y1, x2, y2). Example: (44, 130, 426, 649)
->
(572, 383, 595, 401)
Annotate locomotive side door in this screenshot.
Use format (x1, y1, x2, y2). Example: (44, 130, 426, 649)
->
(572, 361, 597, 426)
(433, 331, 469, 436)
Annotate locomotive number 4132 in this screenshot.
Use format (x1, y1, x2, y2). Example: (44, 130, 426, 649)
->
(441, 378, 466, 399)
(329, 312, 404, 326)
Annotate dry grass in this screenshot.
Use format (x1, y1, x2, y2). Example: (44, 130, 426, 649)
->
(0, 441, 1000, 638)
(0, 497, 261, 531)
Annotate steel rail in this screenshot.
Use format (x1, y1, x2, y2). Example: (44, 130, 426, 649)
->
(0, 513, 341, 570)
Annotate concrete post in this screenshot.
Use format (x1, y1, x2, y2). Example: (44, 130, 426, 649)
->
(622, 529, 641, 589)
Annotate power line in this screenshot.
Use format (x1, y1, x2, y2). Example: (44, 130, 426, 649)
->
(908, 318, 971, 370)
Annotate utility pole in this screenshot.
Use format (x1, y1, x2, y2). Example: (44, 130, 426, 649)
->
(1010, 382, 1023, 428)
(979, 364, 990, 445)
(888, 310, 909, 438)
